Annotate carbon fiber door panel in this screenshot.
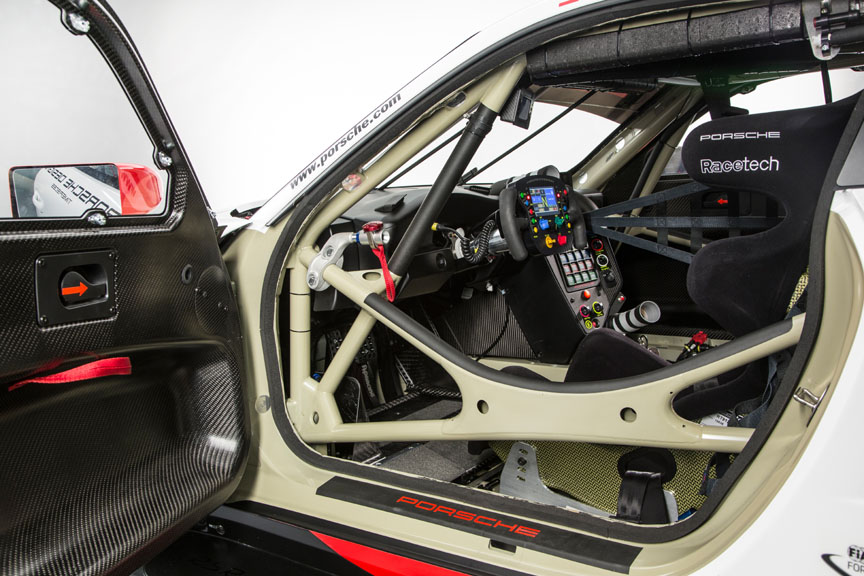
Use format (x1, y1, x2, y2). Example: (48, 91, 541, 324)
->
(0, 2, 248, 574)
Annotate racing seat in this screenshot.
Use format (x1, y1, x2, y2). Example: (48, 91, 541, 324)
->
(570, 92, 857, 411)
(496, 92, 859, 521)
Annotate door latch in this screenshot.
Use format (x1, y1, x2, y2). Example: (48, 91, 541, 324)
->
(793, 385, 827, 423)
(59, 267, 108, 305)
(35, 250, 116, 327)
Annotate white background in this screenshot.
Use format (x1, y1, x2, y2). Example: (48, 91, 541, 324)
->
(110, 0, 533, 212)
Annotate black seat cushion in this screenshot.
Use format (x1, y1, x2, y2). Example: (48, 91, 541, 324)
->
(565, 328, 668, 382)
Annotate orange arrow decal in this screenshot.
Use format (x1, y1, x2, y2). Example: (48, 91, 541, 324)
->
(717, 198, 729, 205)
(61, 282, 88, 297)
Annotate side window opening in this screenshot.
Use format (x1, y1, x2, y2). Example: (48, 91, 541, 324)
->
(386, 96, 624, 189)
(0, 1, 167, 219)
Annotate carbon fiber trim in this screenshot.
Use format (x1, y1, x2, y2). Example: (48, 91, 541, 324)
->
(434, 291, 535, 359)
(1, 347, 246, 576)
(0, 2, 247, 575)
(0, 185, 248, 576)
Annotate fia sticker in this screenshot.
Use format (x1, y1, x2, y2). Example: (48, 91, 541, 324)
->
(822, 545, 864, 575)
(699, 411, 731, 427)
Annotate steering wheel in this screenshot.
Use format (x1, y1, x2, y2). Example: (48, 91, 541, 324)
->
(498, 168, 588, 261)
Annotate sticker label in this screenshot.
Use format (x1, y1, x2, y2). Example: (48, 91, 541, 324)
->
(700, 411, 731, 427)
(316, 476, 641, 571)
(396, 495, 540, 537)
(287, 93, 402, 193)
(822, 545, 864, 575)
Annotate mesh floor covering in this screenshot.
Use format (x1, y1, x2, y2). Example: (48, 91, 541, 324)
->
(491, 441, 715, 517)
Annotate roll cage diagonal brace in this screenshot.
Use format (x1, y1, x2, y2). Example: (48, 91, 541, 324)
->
(389, 104, 498, 277)
(282, 56, 827, 455)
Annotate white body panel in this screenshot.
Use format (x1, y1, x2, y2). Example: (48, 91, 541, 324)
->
(220, 0, 864, 571)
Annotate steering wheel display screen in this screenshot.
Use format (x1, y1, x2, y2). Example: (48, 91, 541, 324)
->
(517, 176, 572, 255)
(529, 187, 558, 217)
(499, 172, 579, 260)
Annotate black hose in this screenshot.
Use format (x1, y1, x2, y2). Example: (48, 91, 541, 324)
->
(462, 220, 497, 264)
(476, 309, 510, 362)
(831, 24, 864, 44)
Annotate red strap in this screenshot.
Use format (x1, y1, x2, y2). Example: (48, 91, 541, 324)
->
(371, 245, 395, 302)
(8, 357, 132, 392)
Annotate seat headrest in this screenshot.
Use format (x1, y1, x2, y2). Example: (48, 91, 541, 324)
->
(682, 93, 858, 205)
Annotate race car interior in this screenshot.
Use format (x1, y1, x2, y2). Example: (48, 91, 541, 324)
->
(271, 0, 864, 530)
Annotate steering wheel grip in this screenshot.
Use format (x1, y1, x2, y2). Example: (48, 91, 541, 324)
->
(570, 206, 588, 248)
(569, 190, 594, 249)
(499, 185, 528, 261)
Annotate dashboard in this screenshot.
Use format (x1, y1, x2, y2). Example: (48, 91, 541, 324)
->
(320, 170, 625, 362)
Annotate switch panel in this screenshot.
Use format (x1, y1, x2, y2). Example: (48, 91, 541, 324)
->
(546, 235, 622, 334)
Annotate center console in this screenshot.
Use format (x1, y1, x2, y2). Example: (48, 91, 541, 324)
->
(547, 235, 623, 334)
(503, 233, 624, 363)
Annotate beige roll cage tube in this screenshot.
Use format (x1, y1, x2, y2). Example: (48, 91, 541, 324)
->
(283, 57, 803, 454)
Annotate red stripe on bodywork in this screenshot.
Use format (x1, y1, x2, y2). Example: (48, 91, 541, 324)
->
(312, 531, 469, 576)
(559, 0, 580, 6)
